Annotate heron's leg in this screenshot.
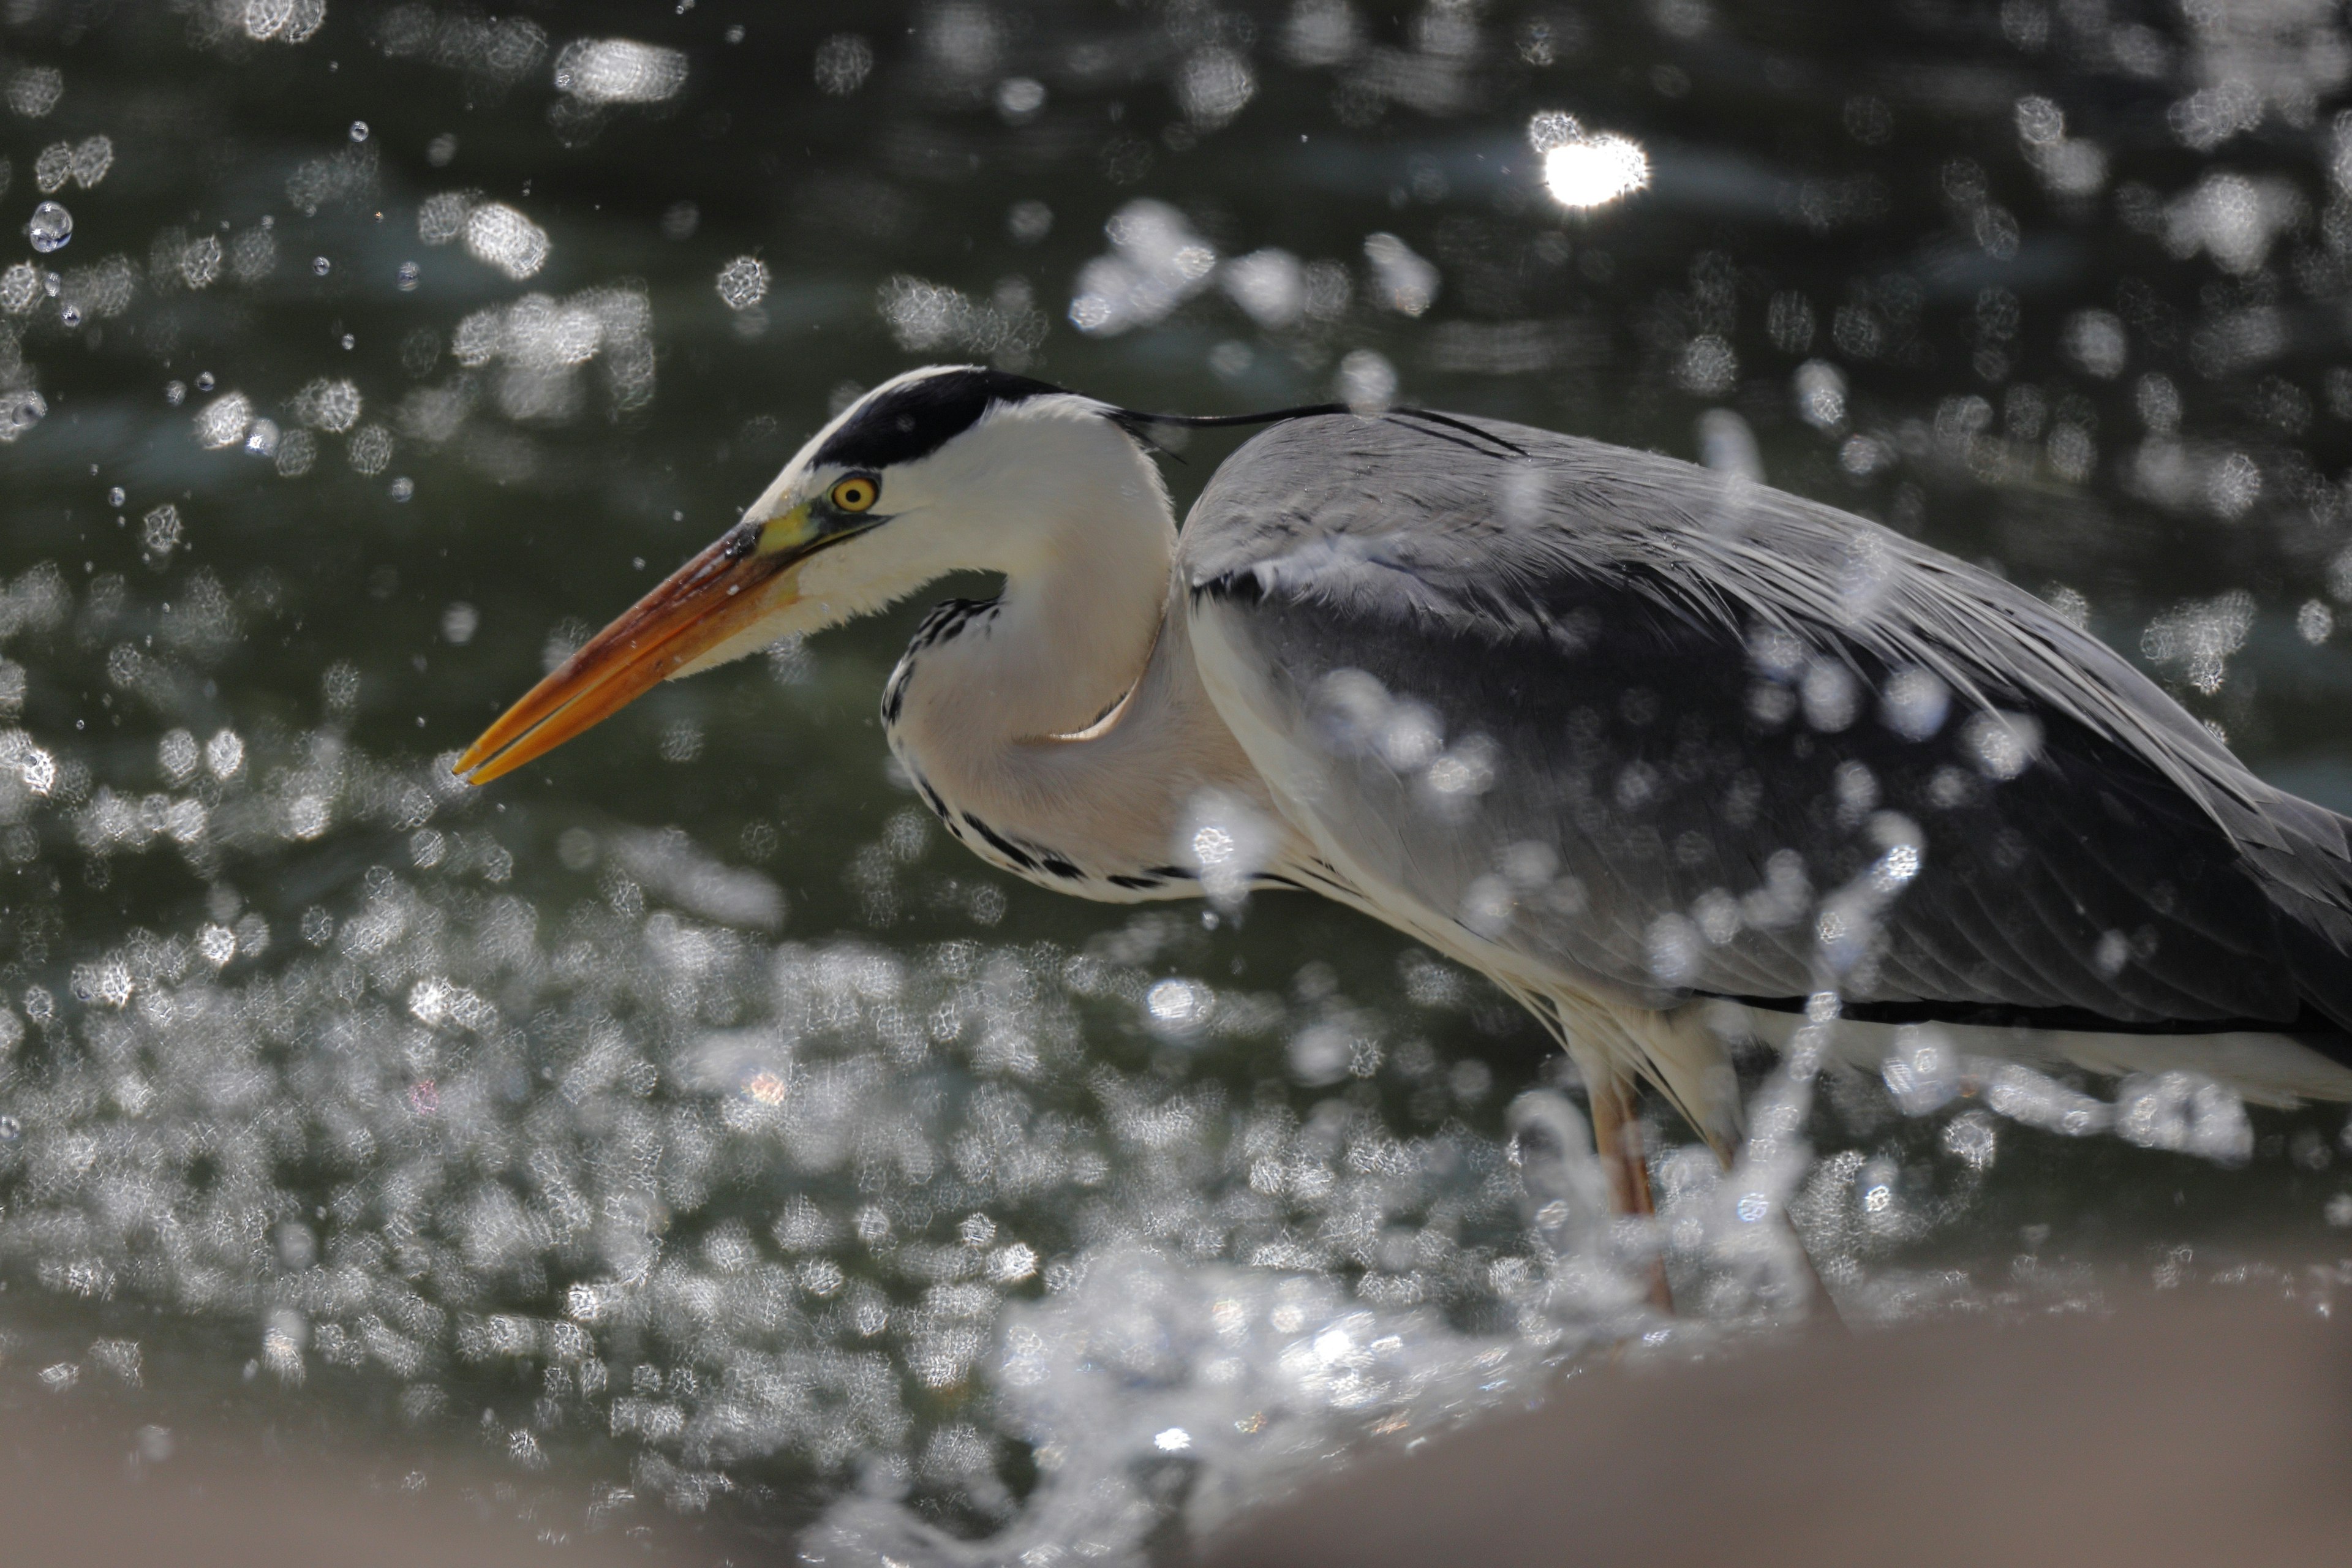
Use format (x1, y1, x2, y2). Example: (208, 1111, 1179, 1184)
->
(1587, 1071, 1673, 1313)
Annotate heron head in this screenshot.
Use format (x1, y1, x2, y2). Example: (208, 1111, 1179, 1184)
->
(454, 364, 1157, 785)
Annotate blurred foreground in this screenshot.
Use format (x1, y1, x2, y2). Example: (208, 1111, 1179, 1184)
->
(1212, 1292, 2352, 1566)
(6, 1292, 2342, 1566)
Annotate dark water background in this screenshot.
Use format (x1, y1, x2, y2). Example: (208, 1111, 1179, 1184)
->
(1, 1, 2349, 1559)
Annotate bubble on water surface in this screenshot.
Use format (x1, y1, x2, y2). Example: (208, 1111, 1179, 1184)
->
(2141, 591, 2253, 694)
(274, 428, 315, 476)
(1793, 359, 1846, 429)
(1068, 200, 1218, 336)
(462, 203, 548, 280)
(715, 256, 769, 311)
(1677, 335, 1736, 397)
(240, 0, 325, 43)
(553, 39, 688, 105)
(291, 377, 362, 432)
(1333, 349, 1396, 414)
(141, 504, 183, 562)
(0, 261, 37, 313)
(1800, 658, 1860, 732)
(57, 137, 116, 196)
(1879, 668, 1950, 741)
(192, 391, 252, 449)
(417, 192, 467, 247)
(1959, 710, 2041, 780)
(348, 424, 393, 475)
(439, 282, 656, 428)
(2164, 172, 2300, 276)
(2061, 309, 2127, 380)
(1530, 113, 1649, 208)
(814, 33, 874, 94)
(1219, 247, 1303, 330)
(1144, 978, 1211, 1038)
(878, 274, 1046, 366)
(1006, 199, 1050, 244)
(1175, 47, 1254, 128)
(995, 77, 1046, 123)
(6, 66, 62, 119)
(1697, 408, 1762, 482)
(1362, 232, 1438, 317)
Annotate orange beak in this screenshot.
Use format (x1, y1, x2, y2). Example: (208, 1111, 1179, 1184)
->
(454, 518, 805, 786)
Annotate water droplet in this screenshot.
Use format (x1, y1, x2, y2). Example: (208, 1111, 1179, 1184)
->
(1532, 113, 1652, 209)
(0, 388, 43, 440)
(1335, 348, 1398, 414)
(349, 119, 369, 142)
(0, 1115, 20, 1142)
(996, 76, 1047, 122)
(57, 303, 79, 327)
(1007, 198, 1052, 246)
(396, 260, 420, 290)
(194, 372, 214, 393)
(26, 200, 70, 253)
(312, 255, 331, 276)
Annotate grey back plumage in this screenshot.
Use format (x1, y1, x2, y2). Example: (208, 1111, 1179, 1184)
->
(1182, 412, 2352, 1041)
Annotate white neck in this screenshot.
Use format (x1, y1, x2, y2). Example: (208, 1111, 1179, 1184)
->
(880, 423, 1273, 890)
(894, 426, 1173, 741)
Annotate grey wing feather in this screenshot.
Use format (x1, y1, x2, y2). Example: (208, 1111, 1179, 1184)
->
(1182, 412, 2352, 1041)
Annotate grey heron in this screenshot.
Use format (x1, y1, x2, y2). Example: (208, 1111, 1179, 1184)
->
(456, 364, 2352, 1254)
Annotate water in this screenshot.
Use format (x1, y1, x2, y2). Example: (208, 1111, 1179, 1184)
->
(1, 1, 2350, 1560)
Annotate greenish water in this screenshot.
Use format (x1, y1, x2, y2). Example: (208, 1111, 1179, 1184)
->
(0, 1, 2349, 1559)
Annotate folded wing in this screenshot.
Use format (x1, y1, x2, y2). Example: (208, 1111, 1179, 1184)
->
(1182, 412, 2352, 1045)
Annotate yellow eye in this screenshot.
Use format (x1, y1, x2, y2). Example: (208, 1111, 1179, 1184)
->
(829, 475, 878, 513)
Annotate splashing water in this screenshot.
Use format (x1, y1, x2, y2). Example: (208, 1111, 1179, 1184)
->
(0, 4, 2345, 1560)
(1, 557, 2280, 1555)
